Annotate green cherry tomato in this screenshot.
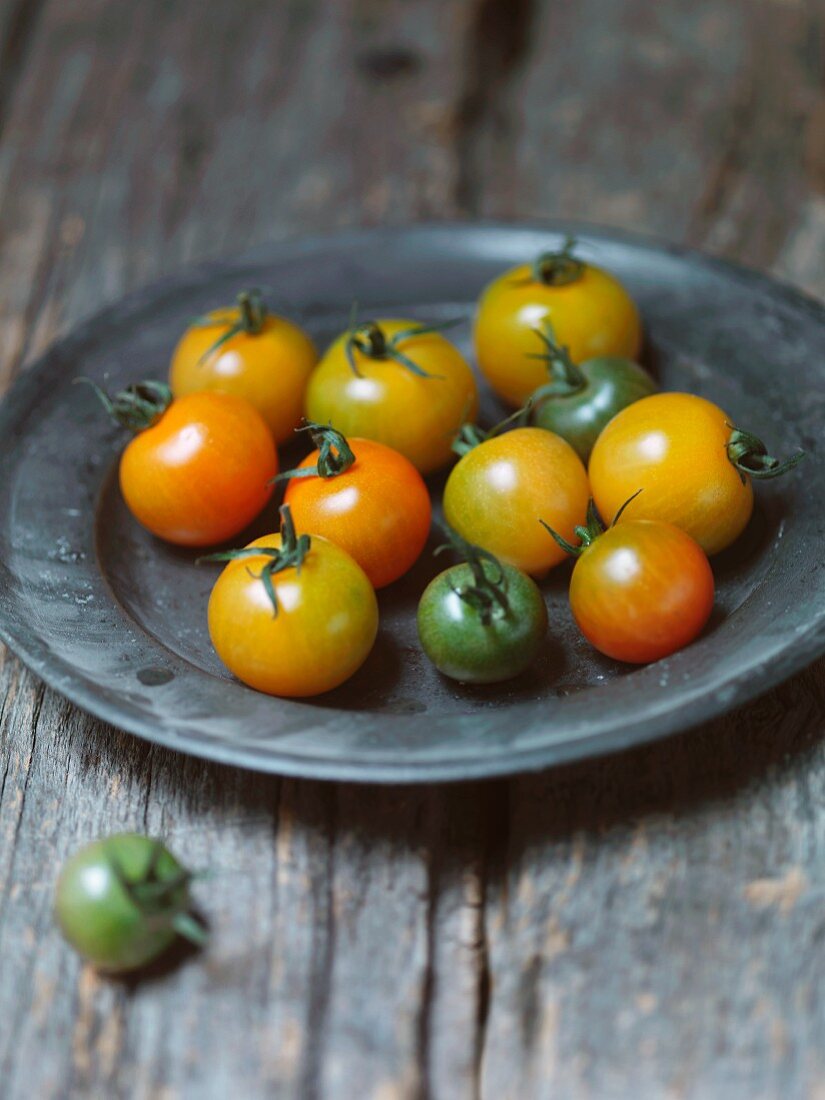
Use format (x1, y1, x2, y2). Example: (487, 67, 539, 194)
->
(417, 553, 548, 684)
(529, 323, 657, 461)
(55, 834, 206, 973)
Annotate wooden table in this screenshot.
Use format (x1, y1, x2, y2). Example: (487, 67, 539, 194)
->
(1, 2, 823, 1096)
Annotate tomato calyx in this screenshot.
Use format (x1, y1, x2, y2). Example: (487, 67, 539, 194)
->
(527, 322, 587, 400)
(106, 837, 208, 948)
(77, 377, 173, 431)
(725, 425, 805, 482)
(540, 491, 642, 557)
(452, 401, 533, 457)
(276, 421, 356, 482)
(194, 288, 270, 365)
(199, 504, 312, 616)
(343, 310, 460, 379)
(437, 530, 510, 627)
(514, 236, 585, 288)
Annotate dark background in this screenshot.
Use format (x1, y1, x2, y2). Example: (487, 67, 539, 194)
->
(0, 1, 823, 1097)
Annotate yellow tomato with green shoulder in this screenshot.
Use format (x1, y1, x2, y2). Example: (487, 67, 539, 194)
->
(305, 317, 478, 475)
(170, 289, 318, 443)
(205, 506, 378, 697)
(443, 420, 590, 577)
(474, 238, 642, 407)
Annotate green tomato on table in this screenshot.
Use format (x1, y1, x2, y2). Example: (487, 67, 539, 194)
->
(55, 833, 206, 973)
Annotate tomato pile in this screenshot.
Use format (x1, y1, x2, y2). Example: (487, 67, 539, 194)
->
(86, 240, 804, 696)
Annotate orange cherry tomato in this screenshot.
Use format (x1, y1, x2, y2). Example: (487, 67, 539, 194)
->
(561, 517, 714, 663)
(283, 425, 431, 588)
(104, 383, 277, 546)
(170, 290, 317, 443)
(305, 318, 478, 474)
(206, 508, 378, 697)
(443, 425, 590, 577)
(474, 238, 642, 407)
(588, 393, 803, 555)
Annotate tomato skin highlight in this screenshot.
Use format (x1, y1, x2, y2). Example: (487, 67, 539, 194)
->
(170, 310, 317, 443)
(568, 520, 714, 663)
(55, 834, 193, 973)
(475, 263, 642, 407)
(533, 355, 657, 461)
(283, 438, 431, 588)
(417, 562, 548, 683)
(443, 427, 590, 577)
(208, 534, 378, 697)
(588, 392, 754, 555)
(305, 319, 478, 474)
(119, 391, 277, 547)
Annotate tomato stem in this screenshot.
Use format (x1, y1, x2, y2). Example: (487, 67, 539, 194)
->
(452, 401, 533, 457)
(527, 321, 587, 401)
(171, 911, 210, 948)
(437, 529, 510, 626)
(77, 377, 172, 432)
(611, 488, 643, 526)
(198, 504, 312, 617)
(725, 425, 805, 482)
(106, 838, 208, 947)
(539, 502, 599, 557)
(236, 289, 267, 334)
(528, 236, 585, 287)
(193, 288, 270, 366)
(540, 494, 642, 557)
(343, 310, 460, 379)
(275, 421, 357, 482)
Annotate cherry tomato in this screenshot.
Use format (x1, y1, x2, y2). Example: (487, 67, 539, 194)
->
(543, 504, 714, 663)
(55, 834, 206, 973)
(529, 322, 656, 460)
(588, 393, 804, 555)
(417, 540, 547, 683)
(282, 423, 431, 588)
(475, 238, 642, 407)
(102, 384, 278, 547)
(170, 289, 317, 443)
(443, 424, 589, 577)
(206, 506, 378, 697)
(305, 318, 478, 474)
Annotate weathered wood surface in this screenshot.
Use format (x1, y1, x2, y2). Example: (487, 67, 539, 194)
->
(0, 0, 823, 1096)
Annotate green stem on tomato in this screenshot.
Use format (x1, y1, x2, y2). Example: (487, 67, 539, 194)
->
(526, 320, 587, 401)
(436, 529, 509, 627)
(275, 421, 356, 483)
(194, 288, 270, 365)
(171, 911, 209, 948)
(76, 377, 172, 432)
(343, 309, 461, 379)
(539, 491, 642, 557)
(106, 838, 206, 947)
(451, 400, 533, 457)
(725, 424, 805, 482)
(531, 236, 585, 287)
(198, 504, 312, 617)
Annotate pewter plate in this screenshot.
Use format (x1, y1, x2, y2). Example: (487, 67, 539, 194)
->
(0, 223, 823, 782)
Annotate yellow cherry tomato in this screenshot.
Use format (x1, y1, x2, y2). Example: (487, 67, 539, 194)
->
(305, 318, 478, 474)
(207, 509, 378, 697)
(170, 290, 317, 443)
(443, 426, 590, 577)
(588, 392, 805, 555)
(474, 239, 642, 407)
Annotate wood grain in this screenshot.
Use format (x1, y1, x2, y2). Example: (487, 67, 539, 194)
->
(0, 0, 823, 1097)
